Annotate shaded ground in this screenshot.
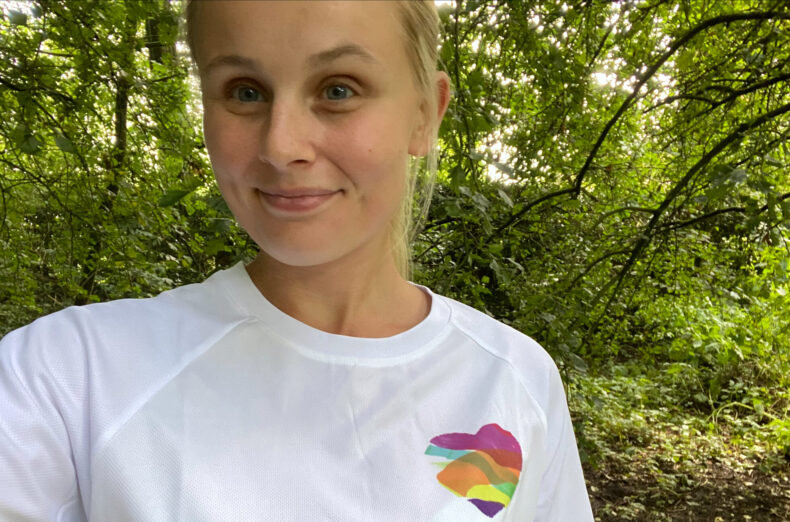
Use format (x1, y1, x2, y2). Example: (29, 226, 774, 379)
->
(571, 364, 790, 520)
(585, 435, 790, 520)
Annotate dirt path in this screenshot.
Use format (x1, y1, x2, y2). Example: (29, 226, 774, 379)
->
(587, 451, 790, 520)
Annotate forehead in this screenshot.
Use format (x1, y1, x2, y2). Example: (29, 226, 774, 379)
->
(193, 1, 406, 71)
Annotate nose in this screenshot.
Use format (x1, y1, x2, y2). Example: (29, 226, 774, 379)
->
(258, 97, 315, 170)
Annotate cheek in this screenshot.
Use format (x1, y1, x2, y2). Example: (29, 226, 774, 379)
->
(202, 107, 224, 153)
(326, 110, 411, 187)
(203, 111, 230, 169)
(203, 110, 257, 178)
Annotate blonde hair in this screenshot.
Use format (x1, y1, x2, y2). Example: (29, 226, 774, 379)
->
(185, 1, 443, 278)
(391, 1, 443, 279)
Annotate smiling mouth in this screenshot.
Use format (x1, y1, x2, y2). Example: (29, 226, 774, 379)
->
(258, 188, 341, 213)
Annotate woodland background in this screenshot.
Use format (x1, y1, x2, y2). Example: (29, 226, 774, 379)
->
(1, 0, 788, 519)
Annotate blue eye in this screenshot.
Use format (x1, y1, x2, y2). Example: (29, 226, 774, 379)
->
(231, 85, 263, 103)
(324, 84, 354, 101)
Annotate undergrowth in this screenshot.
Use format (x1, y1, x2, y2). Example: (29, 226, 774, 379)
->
(573, 362, 790, 520)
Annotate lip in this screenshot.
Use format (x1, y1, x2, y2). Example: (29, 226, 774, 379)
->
(258, 188, 341, 214)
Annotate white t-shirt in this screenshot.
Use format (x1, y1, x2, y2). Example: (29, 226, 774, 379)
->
(0, 263, 593, 521)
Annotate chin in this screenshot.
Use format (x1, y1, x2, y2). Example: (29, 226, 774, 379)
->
(256, 241, 350, 269)
(253, 231, 393, 271)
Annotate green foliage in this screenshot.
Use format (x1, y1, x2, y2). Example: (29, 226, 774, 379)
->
(770, 418, 790, 457)
(0, 0, 255, 330)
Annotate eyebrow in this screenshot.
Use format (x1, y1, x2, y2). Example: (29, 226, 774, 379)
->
(306, 44, 382, 68)
(202, 54, 260, 77)
(202, 44, 381, 77)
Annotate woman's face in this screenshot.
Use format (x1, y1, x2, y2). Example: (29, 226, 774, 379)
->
(196, 1, 431, 268)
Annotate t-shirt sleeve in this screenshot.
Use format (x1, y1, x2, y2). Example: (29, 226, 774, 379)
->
(0, 324, 83, 520)
(534, 362, 594, 521)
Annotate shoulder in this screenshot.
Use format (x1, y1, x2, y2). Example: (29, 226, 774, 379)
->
(432, 292, 563, 411)
(0, 264, 256, 475)
(2, 265, 244, 353)
(436, 293, 558, 373)
(0, 265, 251, 409)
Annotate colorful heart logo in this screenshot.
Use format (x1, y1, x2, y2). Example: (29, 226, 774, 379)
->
(425, 423, 522, 518)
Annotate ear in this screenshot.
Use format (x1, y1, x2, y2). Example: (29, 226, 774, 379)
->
(409, 71, 452, 157)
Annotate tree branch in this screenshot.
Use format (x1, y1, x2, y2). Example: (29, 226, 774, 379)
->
(572, 12, 790, 197)
(591, 206, 657, 230)
(421, 216, 462, 234)
(568, 249, 632, 289)
(697, 72, 790, 115)
(494, 186, 578, 235)
(599, 100, 790, 313)
(493, 11, 790, 236)
(660, 192, 790, 232)
(644, 94, 717, 113)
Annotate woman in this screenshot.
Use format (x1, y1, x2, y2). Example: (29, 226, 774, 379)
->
(0, 1, 593, 520)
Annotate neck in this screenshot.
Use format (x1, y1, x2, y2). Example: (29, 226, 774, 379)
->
(245, 243, 430, 338)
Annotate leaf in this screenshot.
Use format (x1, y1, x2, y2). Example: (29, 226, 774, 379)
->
(676, 50, 694, 71)
(481, 215, 493, 235)
(9, 11, 28, 26)
(489, 258, 510, 284)
(727, 168, 747, 184)
(568, 353, 588, 373)
(492, 161, 514, 177)
(497, 188, 514, 208)
(467, 68, 484, 94)
(764, 154, 783, 167)
(207, 218, 233, 235)
(665, 362, 686, 376)
(449, 165, 466, 187)
(472, 111, 495, 134)
(444, 199, 464, 218)
(203, 237, 227, 256)
(710, 164, 746, 186)
(206, 195, 232, 215)
(19, 134, 41, 154)
(54, 134, 75, 153)
(506, 257, 524, 272)
(471, 192, 490, 210)
(710, 163, 733, 178)
(748, 176, 773, 194)
(158, 189, 191, 207)
(541, 312, 556, 323)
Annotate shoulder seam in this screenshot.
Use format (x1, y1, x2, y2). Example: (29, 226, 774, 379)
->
(89, 317, 254, 485)
(445, 304, 550, 432)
